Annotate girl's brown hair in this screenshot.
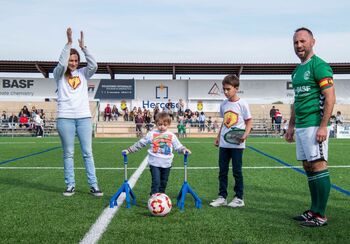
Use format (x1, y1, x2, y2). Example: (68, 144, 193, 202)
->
(64, 48, 80, 79)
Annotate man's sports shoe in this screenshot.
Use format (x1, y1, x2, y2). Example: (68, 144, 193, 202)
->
(301, 215, 328, 227)
(90, 187, 103, 197)
(293, 210, 314, 221)
(227, 197, 245, 208)
(209, 196, 227, 207)
(63, 186, 75, 196)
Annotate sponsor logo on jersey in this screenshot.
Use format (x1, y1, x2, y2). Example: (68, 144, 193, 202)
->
(303, 71, 311, 80)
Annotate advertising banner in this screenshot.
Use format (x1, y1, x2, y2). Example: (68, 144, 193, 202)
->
(336, 124, 350, 139)
(94, 79, 135, 100)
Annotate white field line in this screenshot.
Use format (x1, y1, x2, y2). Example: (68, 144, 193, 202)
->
(1, 165, 350, 170)
(79, 156, 149, 244)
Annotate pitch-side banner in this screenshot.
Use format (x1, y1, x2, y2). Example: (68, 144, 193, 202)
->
(336, 124, 350, 139)
(188, 79, 295, 104)
(1, 77, 349, 104)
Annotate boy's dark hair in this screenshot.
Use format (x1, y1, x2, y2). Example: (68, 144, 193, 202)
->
(295, 27, 313, 37)
(155, 112, 171, 125)
(222, 74, 240, 88)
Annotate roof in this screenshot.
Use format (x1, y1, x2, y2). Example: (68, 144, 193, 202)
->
(1, 60, 350, 78)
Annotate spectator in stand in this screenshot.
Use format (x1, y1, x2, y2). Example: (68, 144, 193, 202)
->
(8, 113, 18, 128)
(192, 111, 199, 127)
(166, 99, 174, 121)
(184, 108, 192, 125)
(212, 120, 219, 133)
(31, 106, 38, 117)
(111, 105, 121, 121)
(153, 105, 160, 121)
(123, 107, 129, 121)
(281, 119, 289, 136)
(177, 99, 185, 118)
(130, 106, 137, 121)
(335, 111, 344, 125)
(19, 105, 31, 118)
(104, 104, 112, 121)
(135, 112, 144, 137)
(274, 109, 283, 133)
(1, 111, 7, 123)
(144, 110, 153, 132)
(199, 112, 206, 132)
(33, 112, 44, 137)
(177, 119, 186, 138)
(19, 113, 30, 128)
(207, 116, 213, 132)
(269, 105, 276, 129)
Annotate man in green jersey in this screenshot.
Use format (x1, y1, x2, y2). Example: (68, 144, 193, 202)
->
(285, 27, 335, 227)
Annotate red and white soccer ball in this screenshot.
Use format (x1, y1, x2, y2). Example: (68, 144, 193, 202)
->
(147, 193, 172, 217)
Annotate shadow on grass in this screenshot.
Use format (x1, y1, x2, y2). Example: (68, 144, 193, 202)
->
(0, 176, 63, 193)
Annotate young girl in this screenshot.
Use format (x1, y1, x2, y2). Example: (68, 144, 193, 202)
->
(210, 74, 252, 208)
(123, 112, 191, 195)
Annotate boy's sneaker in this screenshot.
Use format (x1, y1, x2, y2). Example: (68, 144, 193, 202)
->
(209, 196, 227, 207)
(301, 215, 328, 227)
(90, 187, 103, 197)
(293, 210, 314, 221)
(227, 197, 245, 208)
(63, 186, 75, 196)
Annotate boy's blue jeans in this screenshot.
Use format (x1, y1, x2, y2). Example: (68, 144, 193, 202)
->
(149, 165, 171, 195)
(57, 118, 98, 188)
(218, 147, 244, 199)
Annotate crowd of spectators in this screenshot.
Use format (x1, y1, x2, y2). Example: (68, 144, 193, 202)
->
(0, 105, 46, 137)
(101, 99, 220, 136)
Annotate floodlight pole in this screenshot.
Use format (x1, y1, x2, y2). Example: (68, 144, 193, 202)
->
(176, 153, 202, 210)
(109, 152, 136, 208)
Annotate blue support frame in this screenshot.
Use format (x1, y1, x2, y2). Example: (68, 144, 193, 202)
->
(176, 153, 202, 210)
(109, 153, 136, 208)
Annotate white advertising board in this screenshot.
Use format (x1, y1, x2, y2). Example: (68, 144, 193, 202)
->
(336, 124, 350, 139)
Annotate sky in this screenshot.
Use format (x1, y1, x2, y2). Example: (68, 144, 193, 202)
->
(1, 0, 350, 78)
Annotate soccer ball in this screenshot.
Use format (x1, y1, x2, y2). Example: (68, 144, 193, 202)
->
(147, 193, 172, 216)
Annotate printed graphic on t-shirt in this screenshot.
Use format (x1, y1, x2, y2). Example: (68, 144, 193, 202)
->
(68, 76, 81, 89)
(152, 133, 173, 155)
(223, 110, 238, 128)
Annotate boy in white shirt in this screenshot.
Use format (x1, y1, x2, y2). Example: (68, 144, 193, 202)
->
(210, 74, 252, 208)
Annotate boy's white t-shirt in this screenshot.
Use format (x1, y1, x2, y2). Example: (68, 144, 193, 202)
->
(219, 98, 252, 149)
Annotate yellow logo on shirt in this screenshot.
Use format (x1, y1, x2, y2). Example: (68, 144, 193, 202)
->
(224, 111, 238, 128)
(67, 76, 81, 89)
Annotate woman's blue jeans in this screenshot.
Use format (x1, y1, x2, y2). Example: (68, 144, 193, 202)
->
(57, 118, 98, 188)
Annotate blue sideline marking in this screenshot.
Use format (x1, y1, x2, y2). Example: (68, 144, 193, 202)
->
(0, 146, 61, 166)
(248, 146, 350, 197)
